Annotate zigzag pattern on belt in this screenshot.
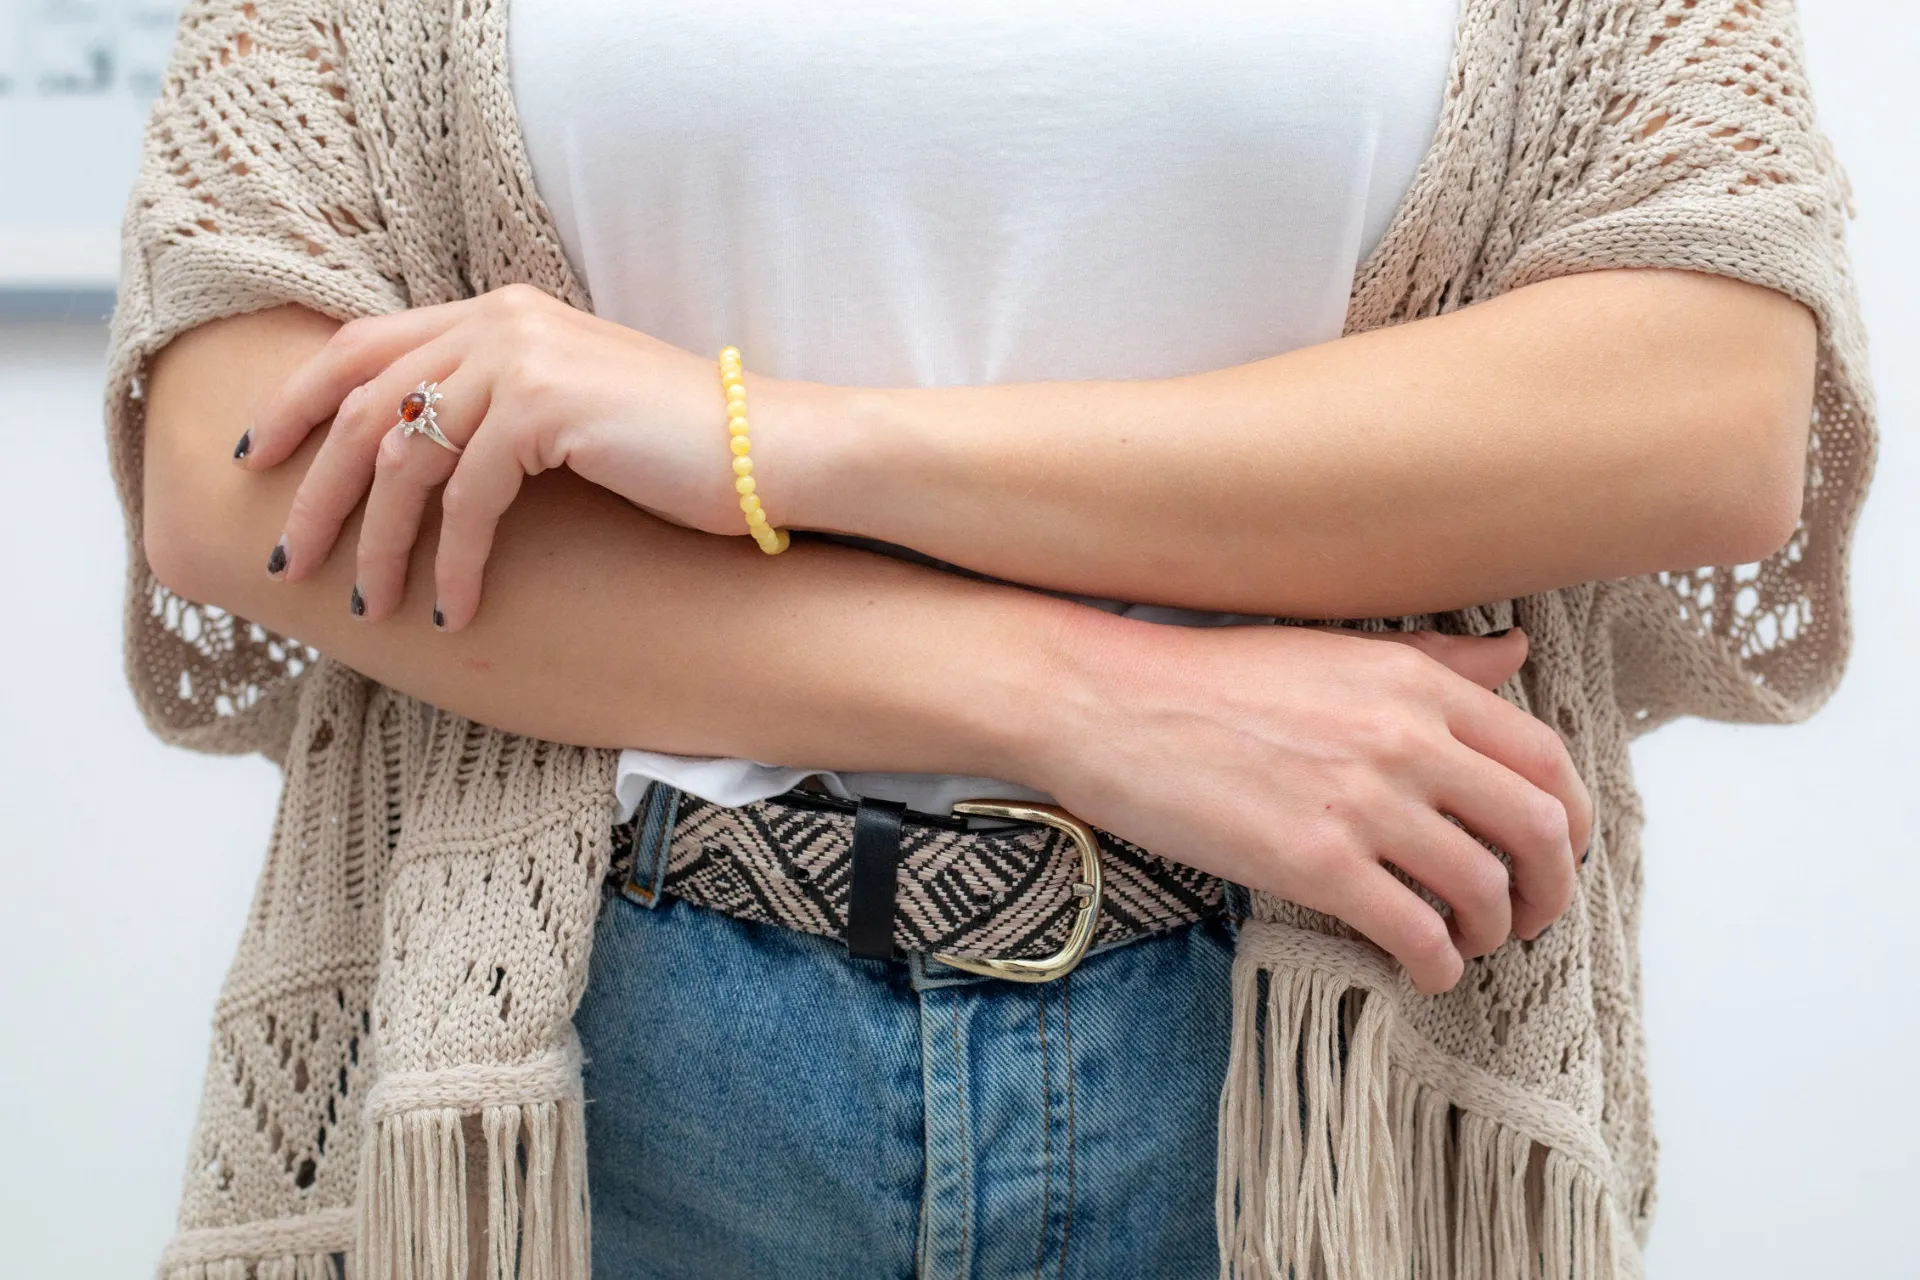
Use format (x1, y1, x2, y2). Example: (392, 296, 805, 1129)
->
(637, 794, 1224, 961)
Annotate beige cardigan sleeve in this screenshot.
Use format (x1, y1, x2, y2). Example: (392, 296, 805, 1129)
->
(1498, 0, 1877, 733)
(104, 0, 408, 756)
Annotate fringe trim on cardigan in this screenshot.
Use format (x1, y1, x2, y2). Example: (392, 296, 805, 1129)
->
(156, 1210, 352, 1279)
(1217, 924, 1633, 1280)
(351, 1035, 591, 1280)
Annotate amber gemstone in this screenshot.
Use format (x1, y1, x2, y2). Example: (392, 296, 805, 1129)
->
(400, 392, 427, 423)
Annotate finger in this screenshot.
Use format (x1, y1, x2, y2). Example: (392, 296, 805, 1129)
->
(1429, 733, 1580, 941)
(1325, 864, 1466, 995)
(275, 332, 469, 584)
(1380, 806, 1516, 959)
(1435, 686, 1590, 933)
(355, 367, 490, 621)
(1357, 626, 1529, 692)
(241, 301, 472, 469)
(431, 403, 537, 632)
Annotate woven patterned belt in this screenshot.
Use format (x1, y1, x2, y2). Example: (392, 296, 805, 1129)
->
(610, 784, 1225, 981)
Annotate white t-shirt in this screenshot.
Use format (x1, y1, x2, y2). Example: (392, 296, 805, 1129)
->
(506, 0, 1458, 822)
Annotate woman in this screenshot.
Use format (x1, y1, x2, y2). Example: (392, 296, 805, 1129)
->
(117, 0, 1873, 1276)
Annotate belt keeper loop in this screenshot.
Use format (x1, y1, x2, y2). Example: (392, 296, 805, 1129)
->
(845, 798, 909, 960)
(621, 782, 681, 908)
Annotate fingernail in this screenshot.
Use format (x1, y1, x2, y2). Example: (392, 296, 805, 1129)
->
(1487, 627, 1514, 638)
(432, 603, 445, 630)
(232, 429, 252, 461)
(266, 537, 288, 578)
(350, 584, 366, 617)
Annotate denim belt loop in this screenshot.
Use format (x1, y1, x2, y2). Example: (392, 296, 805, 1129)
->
(1221, 880, 1254, 931)
(620, 782, 682, 909)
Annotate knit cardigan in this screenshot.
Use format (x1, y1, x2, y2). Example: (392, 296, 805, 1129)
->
(106, 1, 1876, 1276)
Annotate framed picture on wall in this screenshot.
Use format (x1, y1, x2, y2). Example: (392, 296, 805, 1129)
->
(0, 1, 181, 302)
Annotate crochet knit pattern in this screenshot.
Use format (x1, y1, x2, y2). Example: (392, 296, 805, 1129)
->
(103, 0, 1874, 1275)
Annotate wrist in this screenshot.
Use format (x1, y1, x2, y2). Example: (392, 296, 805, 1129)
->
(758, 380, 908, 536)
(974, 599, 1141, 798)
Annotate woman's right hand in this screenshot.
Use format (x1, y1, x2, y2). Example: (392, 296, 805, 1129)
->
(1027, 618, 1591, 994)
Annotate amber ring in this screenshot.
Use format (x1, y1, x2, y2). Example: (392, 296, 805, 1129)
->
(395, 381, 462, 454)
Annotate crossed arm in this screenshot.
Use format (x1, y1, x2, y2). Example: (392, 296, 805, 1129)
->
(787, 266, 1816, 617)
(140, 267, 1811, 991)
(147, 265, 1814, 756)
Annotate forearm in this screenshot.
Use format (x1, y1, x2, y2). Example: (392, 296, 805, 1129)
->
(784, 268, 1817, 617)
(143, 306, 1083, 770)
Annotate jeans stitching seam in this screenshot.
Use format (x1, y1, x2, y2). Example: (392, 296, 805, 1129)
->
(1032, 991, 1054, 1280)
(951, 1006, 971, 1280)
(1057, 976, 1076, 1279)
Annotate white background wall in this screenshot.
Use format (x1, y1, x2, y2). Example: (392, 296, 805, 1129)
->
(1, 5, 1914, 1278)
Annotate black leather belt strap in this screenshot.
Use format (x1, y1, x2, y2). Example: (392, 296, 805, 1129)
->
(845, 798, 909, 960)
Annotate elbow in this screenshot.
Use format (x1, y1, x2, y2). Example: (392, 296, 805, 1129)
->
(1703, 346, 1816, 567)
(141, 414, 255, 613)
(1717, 441, 1806, 565)
(143, 465, 222, 608)
(1679, 279, 1819, 566)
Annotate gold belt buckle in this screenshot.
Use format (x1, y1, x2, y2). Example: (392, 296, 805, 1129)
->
(930, 799, 1105, 984)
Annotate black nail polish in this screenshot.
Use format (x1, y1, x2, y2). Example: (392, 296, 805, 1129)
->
(350, 585, 366, 617)
(266, 538, 288, 578)
(432, 604, 445, 630)
(1580, 836, 1593, 866)
(232, 429, 252, 460)
(1487, 627, 1513, 638)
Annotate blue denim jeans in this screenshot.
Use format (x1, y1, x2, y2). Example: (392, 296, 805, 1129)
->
(573, 800, 1240, 1279)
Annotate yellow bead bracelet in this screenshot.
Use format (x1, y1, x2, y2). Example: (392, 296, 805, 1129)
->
(718, 345, 789, 555)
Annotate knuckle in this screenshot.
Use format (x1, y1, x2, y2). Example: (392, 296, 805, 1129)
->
(284, 489, 329, 533)
(1398, 911, 1456, 968)
(1373, 638, 1437, 691)
(374, 428, 414, 472)
(1458, 852, 1513, 916)
(491, 282, 550, 323)
(501, 356, 559, 408)
(1528, 719, 1575, 780)
(358, 543, 408, 577)
(439, 478, 479, 526)
(1353, 708, 1424, 769)
(332, 316, 379, 359)
(338, 381, 381, 430)
(1569, 776, 1597, 839)
(1518, 789, 1572, 853)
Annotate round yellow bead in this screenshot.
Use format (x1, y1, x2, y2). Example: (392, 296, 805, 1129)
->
(739, 494, 761, 514)
(745, 506, 769, 527)
(762, 528, 791, 554)
(728, 415, 751, 435)
(732, 456, 753, 476)
(735, 475, 756, 496)
(719, 346, 740, 363)
(726, 383, 747, 404)
(730, 435, 752, 456)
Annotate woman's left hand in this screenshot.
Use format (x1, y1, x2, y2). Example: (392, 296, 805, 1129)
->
(238, 283, 802, 630)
